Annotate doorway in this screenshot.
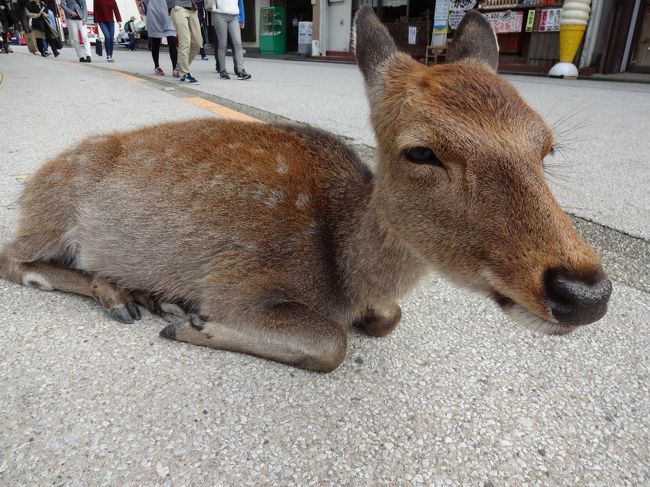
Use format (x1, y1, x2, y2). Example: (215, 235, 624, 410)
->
(630, 0, 650, 72)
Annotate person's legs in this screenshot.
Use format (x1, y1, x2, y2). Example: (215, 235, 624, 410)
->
(188, 11, 202, 67)
(44, 29, 59, 56)
(166, 35, 178, 70)
(36, 37, 46, 55)
(150, 36, 161, 68)
(128, 32, 134, 50)
(213, 13, 228, 74)
(99, 22, 114, 57)
(78, 21, 91, 58)
(226, 15, 244, 72)
(170, 7, 191, 75)
(67, 20, 82, 57)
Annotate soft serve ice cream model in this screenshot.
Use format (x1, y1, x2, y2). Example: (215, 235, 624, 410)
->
(549, 0, 592, 78)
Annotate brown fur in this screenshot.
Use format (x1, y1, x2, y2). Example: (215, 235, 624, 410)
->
(0, 8, 610, 371)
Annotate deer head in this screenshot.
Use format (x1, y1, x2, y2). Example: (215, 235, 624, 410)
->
(354, 7, 611, 334)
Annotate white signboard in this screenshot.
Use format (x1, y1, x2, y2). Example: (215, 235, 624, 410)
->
(408, 26, 417, 45)
(298, 21, 313, 45)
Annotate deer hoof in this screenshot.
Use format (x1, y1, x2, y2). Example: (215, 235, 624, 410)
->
(126, 299, 141, 320)
(159, 314, 204, 340)
(109, 304, 137, 324)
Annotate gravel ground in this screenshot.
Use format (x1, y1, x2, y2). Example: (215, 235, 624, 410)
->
(0, 48, 649, 486)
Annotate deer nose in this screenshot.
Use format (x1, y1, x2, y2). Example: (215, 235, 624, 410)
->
(544, 269, 612, 325)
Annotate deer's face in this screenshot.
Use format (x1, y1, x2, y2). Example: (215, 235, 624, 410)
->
(355, 8, 611, 334)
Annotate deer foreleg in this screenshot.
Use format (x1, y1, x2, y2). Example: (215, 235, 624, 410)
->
(158, 304, 348, 372)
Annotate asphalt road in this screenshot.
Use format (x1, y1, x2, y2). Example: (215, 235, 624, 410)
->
(0, 47, 648, 486)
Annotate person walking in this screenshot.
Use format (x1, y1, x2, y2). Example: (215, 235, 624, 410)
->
(0, 0, 15, 53)
(142, 0, 178, 77)
(210, 0, 250, 80)
(93, 0, 121, 62)
(167, 0, 201, 84)
(124, 14, 135, 50)
(24, 0, 60, 57)
(61, 0, 92, 62)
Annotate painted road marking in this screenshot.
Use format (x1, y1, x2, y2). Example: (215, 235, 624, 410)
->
(183, 97, 261, 123)
(110, 71, 148, 83)
(14, 175, 30, 182)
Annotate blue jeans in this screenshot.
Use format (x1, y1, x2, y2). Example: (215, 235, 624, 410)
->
(128, 33, 135, 50)
(99, 22, 115, 57)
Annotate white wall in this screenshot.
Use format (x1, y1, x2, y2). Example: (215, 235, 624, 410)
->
(327, 0, 351, 52)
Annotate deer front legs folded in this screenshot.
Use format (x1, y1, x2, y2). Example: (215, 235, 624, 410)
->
(159, 303, 348, 372)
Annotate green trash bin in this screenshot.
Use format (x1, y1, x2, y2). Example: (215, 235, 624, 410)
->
(259, 6, 286, 55)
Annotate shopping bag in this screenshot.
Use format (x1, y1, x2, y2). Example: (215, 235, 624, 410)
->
(95, 38, 103, 56)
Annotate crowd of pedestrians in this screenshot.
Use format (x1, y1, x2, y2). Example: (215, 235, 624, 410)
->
(1, 0, 252, 84)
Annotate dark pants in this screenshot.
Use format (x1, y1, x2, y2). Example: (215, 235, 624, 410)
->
(127, 32, 135, 50)
(150, 36, 178, 69)
(99, 22, 115, 57)
(36, 31, 59, 56)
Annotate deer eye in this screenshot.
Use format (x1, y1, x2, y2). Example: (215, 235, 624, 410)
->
(404, 147, 444, 167)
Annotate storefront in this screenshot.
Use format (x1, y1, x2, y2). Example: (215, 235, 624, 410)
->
(590, 0, 650, 74)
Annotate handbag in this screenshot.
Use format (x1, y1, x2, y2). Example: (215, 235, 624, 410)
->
(95, 38, 103, 56)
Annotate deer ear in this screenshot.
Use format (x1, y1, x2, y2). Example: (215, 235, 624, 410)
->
(446, 12, 499, 71)
(354, 6, 399, 106)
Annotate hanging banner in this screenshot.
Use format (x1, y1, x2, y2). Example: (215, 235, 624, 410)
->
(537, 8, 561, 32)
(433, 0, 451, 34)
(525, 10, 535, 32)
(484, 11, 524, 34)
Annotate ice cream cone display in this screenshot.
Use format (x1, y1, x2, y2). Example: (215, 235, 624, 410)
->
(549, 0, 592, 78)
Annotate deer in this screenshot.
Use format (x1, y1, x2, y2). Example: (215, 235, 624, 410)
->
(0, 9, 612, 372)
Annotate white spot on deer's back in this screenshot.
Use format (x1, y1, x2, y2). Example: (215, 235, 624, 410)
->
(23, 272, 53, 291)
(295, 194, 310, 208)
(266, 188, 284, 207)
(276, 154, 288, 174)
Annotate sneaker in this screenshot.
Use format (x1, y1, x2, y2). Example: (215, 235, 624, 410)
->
(180, 73, 199, 84)
(85, 55, 91, 63)
(107, 56, 114, 62)
(53, 51, 59, 58)
(236, 69, 251, 80)
(201, 55, 209, 61)
(219, 70, 230, 80)
(79, 57, 86, 62)
(154, 67, 165, 76)
(172, 68, 180, 78)
(41, 52, 51, 57)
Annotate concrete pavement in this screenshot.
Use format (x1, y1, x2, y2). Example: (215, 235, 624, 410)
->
(0, 47, 649, 486)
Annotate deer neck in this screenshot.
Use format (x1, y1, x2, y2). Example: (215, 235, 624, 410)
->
(336, 187, 429, 319)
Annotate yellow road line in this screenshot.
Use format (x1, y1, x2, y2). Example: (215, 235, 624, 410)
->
(183, 97, 262, 123)
(110, 71, 148, 83)
(14, 174, 30, 182)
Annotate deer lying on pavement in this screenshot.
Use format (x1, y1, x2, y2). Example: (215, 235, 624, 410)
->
(0, 9, 611, 372)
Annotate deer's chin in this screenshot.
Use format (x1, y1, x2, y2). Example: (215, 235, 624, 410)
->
(491, 293, 576, 336)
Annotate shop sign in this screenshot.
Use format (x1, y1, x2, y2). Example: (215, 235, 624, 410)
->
(449, 10, 466, 30)
(537, 9, 561, 32)
(449, 0, 476, 9)
(484, 11, 524, 34)
(525, 10, 535, 32)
